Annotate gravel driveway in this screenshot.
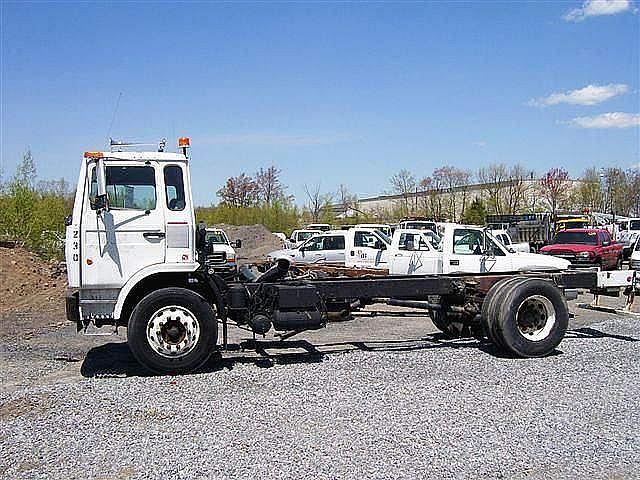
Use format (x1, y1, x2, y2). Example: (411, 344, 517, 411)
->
(1, 299, 640, 479)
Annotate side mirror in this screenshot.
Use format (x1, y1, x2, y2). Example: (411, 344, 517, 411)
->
(93, 194, 108, 212)
(233, 240, 242, 249)
(95, 158, 109, 212)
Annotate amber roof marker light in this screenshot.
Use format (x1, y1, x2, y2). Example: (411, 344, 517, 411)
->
(178, 137, 190, 157)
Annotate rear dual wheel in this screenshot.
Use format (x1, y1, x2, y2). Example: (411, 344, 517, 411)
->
(482, 278, 568, 357)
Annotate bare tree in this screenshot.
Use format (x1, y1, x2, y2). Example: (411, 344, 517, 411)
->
(503, 164, 530, 215)
(217, 173, 258, 207)
(390, 169, 416, 217)
(336, 184, 358, 215)
(432, 166, 471, 221)
(304, 183, 333, 222)
(539, 167, 570, 218)
(255, 166, 287, 206)
(571, 167, 602, 213)
(417, 176, 433, 217)
(477, 163, 508, 214)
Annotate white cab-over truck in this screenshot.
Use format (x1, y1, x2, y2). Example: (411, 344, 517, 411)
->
(65, 138, 638, 375)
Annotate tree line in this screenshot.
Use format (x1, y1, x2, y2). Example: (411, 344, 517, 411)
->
(385, 164, 640, 223)
(0, 150, 72, 258)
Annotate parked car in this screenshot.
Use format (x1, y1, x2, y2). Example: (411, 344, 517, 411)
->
(539, 228, 623, 270)
(268, 231, 347, 265)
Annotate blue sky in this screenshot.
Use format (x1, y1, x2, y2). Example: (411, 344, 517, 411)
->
(1, 1, 638, 206)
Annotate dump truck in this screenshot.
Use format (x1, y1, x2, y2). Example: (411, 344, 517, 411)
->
(65, 138, 638, 374)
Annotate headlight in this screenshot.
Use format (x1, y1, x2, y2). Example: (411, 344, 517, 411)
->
(578, 251, 592, 258)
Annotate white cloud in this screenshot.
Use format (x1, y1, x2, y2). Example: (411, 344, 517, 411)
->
(564, 0, 634, 22)
(528, 84, 628, 107)
(565, 112, 640, 128)
(202, 133, 352, 146)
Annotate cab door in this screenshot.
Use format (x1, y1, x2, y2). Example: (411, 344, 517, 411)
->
(444, 228, 512, 274)
(390, 232, 441, 275)
(81, 161, 166, 288)
(348, 229, 388, 269)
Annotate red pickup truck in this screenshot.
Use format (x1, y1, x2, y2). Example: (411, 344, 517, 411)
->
(540, 228, 623, 270)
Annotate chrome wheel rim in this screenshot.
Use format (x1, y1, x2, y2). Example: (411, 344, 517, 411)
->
(146, 305, 200, 358)
(516, 295, 555, 341)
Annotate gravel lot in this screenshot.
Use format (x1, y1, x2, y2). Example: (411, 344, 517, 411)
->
(1, 295, 640, 480)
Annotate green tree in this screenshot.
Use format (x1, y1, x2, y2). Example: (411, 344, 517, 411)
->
(461, 198, 487, 225)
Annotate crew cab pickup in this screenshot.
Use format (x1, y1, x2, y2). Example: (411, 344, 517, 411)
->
(540, 228, 623, 270)
(267, 230, 347, 265)
(346, 225, 569, 274)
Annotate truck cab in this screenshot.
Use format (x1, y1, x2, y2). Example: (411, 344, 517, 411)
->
(202, 228, 241, 278)
(288, 229, 322, 247)
(65, 139, 199, 324)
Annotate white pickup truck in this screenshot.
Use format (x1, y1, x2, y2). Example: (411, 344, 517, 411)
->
(491, 229, 531, 253)
(345, 224, 569, 274)
(202, 227, 241, 278)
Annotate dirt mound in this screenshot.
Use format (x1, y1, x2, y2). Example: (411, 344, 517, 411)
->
(213, 224, 283, 264)
(0, 247, 66, 337)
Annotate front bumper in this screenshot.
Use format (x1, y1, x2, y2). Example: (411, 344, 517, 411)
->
(65, 289, 80, 323)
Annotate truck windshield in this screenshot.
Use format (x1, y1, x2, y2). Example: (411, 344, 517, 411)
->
(298, 231, 317, 242)
(205, 231, 229, 244)
(405, 222, 436, 232)
(630, 220, 640, 230)
(554, 231, 598, 245)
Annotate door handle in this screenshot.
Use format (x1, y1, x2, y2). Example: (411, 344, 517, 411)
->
(143, 232, 166, 239)
(395, 254, 403, 257)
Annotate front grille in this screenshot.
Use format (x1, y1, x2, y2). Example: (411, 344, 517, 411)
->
(206, 252, 227, 266)
(631, 260, 640, 270)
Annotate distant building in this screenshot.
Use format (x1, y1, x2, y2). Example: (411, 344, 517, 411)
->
(333, 178, 582, 221)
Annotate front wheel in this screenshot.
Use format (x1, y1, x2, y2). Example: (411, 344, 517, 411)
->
(128, 287, 218, 375)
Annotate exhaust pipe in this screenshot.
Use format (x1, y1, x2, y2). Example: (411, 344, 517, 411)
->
(255, 258, 290, 283)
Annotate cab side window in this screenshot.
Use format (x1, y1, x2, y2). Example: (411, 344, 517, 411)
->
(453, 229, 484, 255)
(90, 166, 156, 210)
(164, 165, 185, 211)
(303, 236, 324, 251)
(354, 231, 382, 248)
(324, 235, 345, 250)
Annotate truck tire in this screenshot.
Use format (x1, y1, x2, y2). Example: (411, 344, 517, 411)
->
(481, 277, 526, 347)
(128, 287, 218, 375)
(495, 279, 568, 358)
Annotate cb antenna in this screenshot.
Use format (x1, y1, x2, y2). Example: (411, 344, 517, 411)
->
(106, 92, 123, 146)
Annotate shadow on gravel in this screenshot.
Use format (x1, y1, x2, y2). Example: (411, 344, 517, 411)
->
(565, 327, 640, 343)
(80, 326, 639, 378)
(80, 334, 480, 378)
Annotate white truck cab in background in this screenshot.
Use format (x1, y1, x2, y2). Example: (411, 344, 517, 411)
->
(288, 229, 322, 247)
(398, 219, 437, 233)
(202, 227, 241, 278)
(491, 229, 531, 253)
(305, 223, 331, 232)
(353, 223, 392, 237)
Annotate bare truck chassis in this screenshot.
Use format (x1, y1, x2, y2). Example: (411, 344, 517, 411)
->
(68, 259, 636, 375)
